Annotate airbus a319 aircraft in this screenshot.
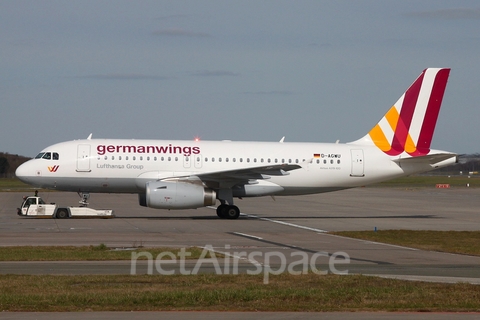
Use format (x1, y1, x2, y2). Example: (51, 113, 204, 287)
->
(16, 68, 457, 219)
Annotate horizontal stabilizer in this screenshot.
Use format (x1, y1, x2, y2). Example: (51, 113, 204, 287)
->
(393, 153, 457, 166)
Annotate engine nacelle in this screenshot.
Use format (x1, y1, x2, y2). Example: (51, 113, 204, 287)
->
(142, 181, 216, 209)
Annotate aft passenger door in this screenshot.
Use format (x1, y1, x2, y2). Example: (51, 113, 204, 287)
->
(350, 149, 364, 177)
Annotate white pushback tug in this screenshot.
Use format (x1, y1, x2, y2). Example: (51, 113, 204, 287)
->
(17, 193, 114, 219)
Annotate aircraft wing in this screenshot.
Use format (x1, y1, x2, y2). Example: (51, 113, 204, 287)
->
(168, 164, 301, 188)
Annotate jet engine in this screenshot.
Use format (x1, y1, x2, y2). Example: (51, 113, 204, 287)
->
(139, 181, 216, 209)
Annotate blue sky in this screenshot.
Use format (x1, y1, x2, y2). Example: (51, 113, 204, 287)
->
(1, 0, 480, 157)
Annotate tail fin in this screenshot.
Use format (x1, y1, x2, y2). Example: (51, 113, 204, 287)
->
(352, 68, 450, 156)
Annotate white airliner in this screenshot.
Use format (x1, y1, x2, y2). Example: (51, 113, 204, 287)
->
(16, 68, 457, 219)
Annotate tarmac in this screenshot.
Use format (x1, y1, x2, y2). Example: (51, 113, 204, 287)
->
(1, 187, 480, 318)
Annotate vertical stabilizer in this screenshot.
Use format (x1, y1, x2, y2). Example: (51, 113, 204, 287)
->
(351, 68, 450, 156)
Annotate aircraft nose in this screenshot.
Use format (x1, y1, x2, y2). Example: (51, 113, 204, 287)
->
(15, 161, 33, 183)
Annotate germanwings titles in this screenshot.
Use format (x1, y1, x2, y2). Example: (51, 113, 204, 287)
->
(16, 68, 457, 219)
(96, 144, 200, 156)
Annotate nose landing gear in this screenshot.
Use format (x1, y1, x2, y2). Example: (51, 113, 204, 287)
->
(78, 192, 90, 207)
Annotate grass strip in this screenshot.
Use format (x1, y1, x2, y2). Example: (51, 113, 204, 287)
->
(3, 230, 480, 261)
(1, 273, 479, 312)
(0, 245, 211, 261)
(331, 230, 480, 256)
(0, 178, 42, 192)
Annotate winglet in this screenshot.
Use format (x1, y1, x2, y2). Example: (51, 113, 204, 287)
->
(351, 68, 450, 157)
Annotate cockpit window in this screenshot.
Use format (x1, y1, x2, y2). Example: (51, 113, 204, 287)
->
(35, 152, 57, 160)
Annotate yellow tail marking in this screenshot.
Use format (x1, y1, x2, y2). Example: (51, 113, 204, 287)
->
(404, 134, 417, 154)
(385, 106, 399, 131)
(368, 124, 390, 151)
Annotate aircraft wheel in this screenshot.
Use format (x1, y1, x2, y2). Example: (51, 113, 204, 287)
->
(56, 209, 69, 219)
(225, 205, 240, 220)
(216, 205, 228, 219)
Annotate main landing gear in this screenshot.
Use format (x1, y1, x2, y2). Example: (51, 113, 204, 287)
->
(216, 204, 240, 219)
(216, 188, 240, 219)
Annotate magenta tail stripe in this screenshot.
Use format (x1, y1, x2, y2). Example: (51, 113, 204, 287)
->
(415, 69, 450, 154)
(388, 70, 425, 155)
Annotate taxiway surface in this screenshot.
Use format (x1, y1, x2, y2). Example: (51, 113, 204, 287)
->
(1, 187, 480, 282)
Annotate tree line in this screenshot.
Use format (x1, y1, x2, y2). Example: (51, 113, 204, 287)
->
(0, 153, 31, 178)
